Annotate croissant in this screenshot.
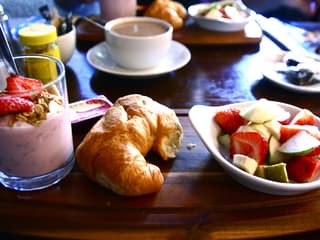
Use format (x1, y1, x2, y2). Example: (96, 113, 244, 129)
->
(145, 0, 187, 29)
(76, 94, 183, 196)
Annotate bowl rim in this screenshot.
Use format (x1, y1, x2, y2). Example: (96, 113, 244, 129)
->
(104, 16, 173, 40)
(57, 25, 76, 42)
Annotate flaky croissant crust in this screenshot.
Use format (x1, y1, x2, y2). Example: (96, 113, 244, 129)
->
(76, 94, 183, 196)
(145, 0, 187, 29)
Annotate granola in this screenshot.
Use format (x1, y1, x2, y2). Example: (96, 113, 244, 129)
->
(10, 90, 63, 127)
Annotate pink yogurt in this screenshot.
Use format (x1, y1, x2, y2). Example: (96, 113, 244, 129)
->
(0, 109, 73, 177)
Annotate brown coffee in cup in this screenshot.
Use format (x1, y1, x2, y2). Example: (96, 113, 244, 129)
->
(111, 21, 168, 37)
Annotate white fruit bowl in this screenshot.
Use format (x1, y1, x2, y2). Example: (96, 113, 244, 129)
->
(189, 101, 320, 195)
(188, 1, 256, 32)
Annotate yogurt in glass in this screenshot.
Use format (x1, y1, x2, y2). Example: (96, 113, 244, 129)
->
(0, 55, 74, 191)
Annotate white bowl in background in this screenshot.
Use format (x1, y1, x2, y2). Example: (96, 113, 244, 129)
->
(57, 25, 76, 63)
(188, 1, 255, 32)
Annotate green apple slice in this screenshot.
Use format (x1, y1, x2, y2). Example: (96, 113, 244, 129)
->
(233, 154, 258, 175)
(240, 99, 289, 123)
(237, 123, 271, 140)
(255, 163, 289, 183)
(278, 131, 320, 156)
(255, 165, 266, 178)
(264, 120, 281, 140)
(265, 163, 289, 183)
(218, 134, 230, 149)
(268, 136, 289, 164)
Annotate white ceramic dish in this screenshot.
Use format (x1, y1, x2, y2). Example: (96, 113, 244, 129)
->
(188, 1, 255, 32)
(86, 41, 191, 77)
(262, 52, 320, 94)
(57, 25, 76, 63)
(189, 101, 320, 195)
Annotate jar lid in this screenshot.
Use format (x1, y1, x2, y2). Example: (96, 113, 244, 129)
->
(19, 24, 58, 46)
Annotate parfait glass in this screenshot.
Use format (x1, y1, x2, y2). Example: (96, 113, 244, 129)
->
(0, 55, 74, 191)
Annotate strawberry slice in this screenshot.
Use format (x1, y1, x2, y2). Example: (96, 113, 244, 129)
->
(275, 110, 291, 125)
(230, 132, 268, 165)
(280, 125, 302, 143)
(280, 125, 320, 143)
(290, 109, 316, 126)
(6, 74, 43, 98)
(219, 8, 230, 19)
(214, 108, 247, 134)
(0, 95, 34, 114)
(306, 145, 320, 157)
(286, 156, 320, 182)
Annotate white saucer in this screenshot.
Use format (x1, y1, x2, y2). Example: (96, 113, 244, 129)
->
(86, 40, 191, 78)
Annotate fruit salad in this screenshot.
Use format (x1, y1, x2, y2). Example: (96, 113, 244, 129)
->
(214, 99, 320, 183)
(198, 1, 248, 21)
(0, 74, 73, 177)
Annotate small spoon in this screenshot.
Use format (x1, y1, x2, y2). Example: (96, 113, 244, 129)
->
(81, 16, 105, 30)
(58, 12, 73, 35)
(0, 23, 18, 75)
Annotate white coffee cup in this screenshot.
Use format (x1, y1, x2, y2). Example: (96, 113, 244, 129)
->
(104, 16, 173, 70)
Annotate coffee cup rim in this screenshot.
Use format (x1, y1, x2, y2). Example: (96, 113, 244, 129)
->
(104, 16, 173, 39)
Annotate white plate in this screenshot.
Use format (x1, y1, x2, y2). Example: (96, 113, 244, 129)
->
(86, 41, 191, 78)
(262, 52, 320, 93)
(189, 101, 320, 195)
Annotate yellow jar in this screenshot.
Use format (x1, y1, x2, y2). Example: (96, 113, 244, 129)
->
(19, 24, 61, 83)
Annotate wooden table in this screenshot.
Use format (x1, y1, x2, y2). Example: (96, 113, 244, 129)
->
(1, 19, 320, 240)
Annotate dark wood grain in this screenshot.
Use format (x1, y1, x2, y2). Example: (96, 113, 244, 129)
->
(67, 35, 320, 115)
(76, 17, 263, 45)
(174, 19, 262, 45)
(1, 21, 320, 240)
(1, 116, 320, 240)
